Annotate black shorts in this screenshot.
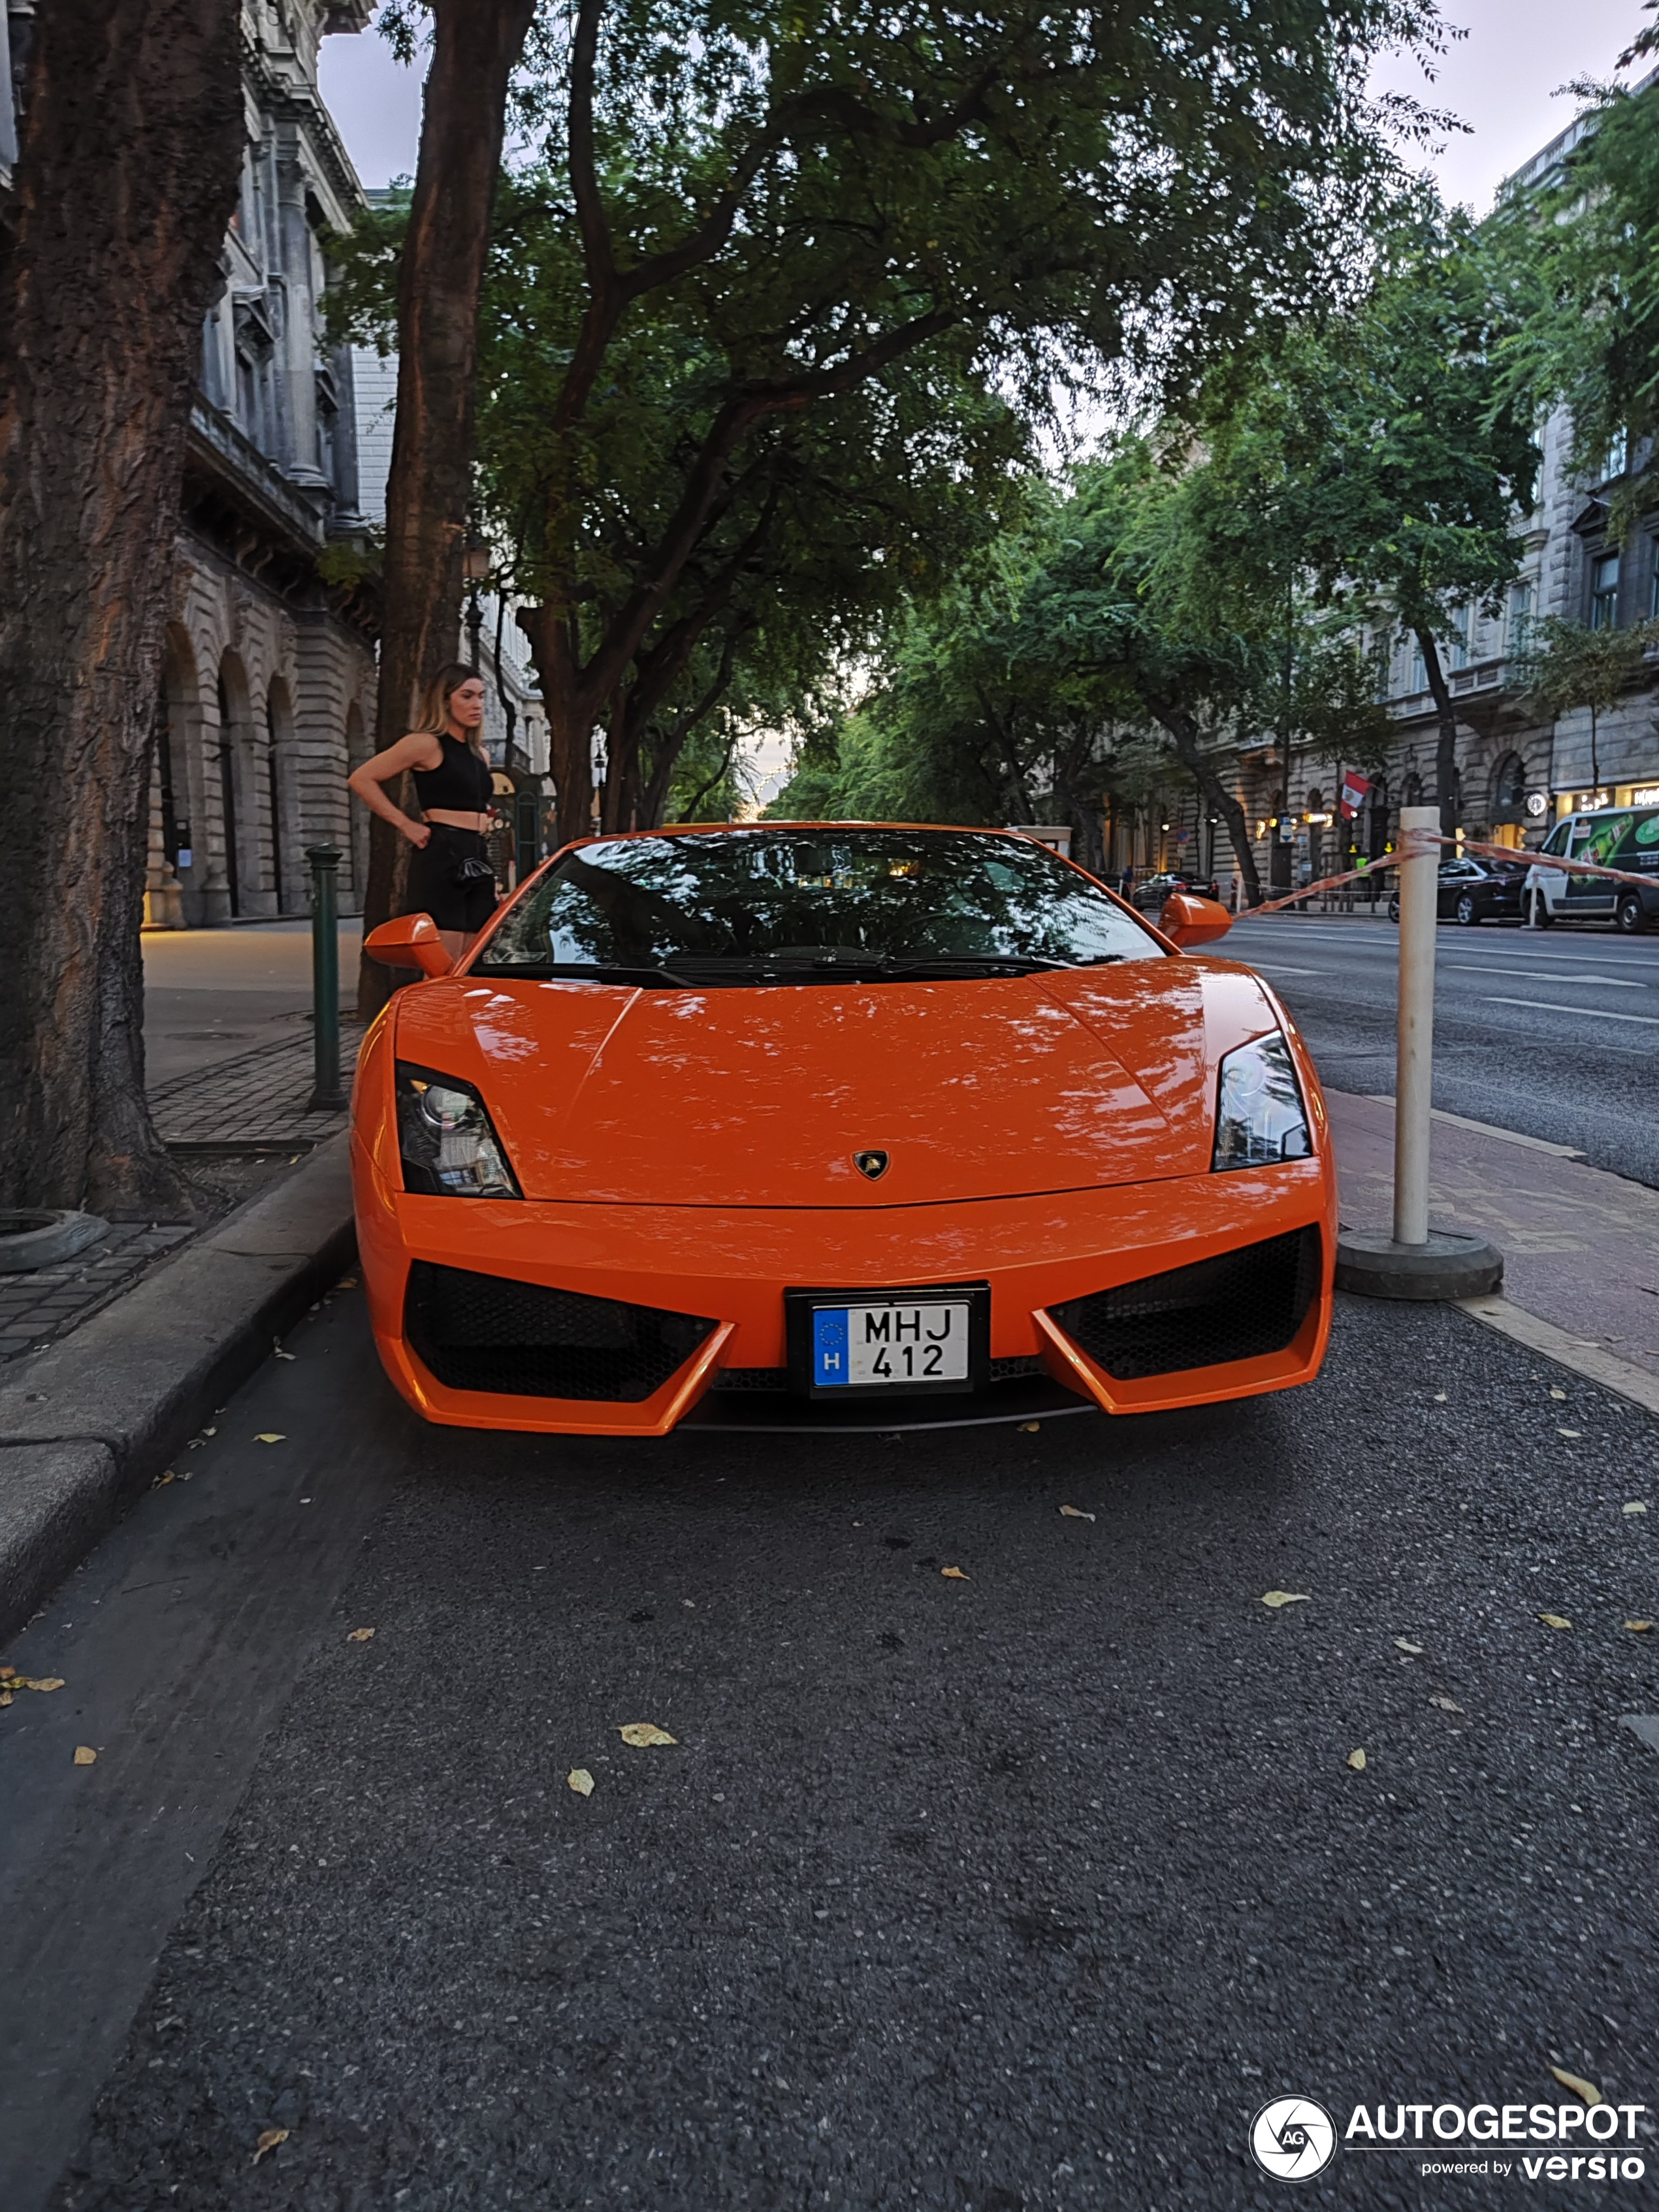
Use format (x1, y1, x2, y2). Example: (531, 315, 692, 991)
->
(408, 824, 499, 934)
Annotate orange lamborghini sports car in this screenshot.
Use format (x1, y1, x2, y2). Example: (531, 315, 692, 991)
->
(351, 824, 1337, 1435)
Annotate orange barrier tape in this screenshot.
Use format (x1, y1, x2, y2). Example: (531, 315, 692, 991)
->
(1227, 829, 1659, 916)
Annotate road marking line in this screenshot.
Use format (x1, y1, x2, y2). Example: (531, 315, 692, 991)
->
(1360, 1096, 1585, 1157)
(1458, 1296, 1659, 1421)
(1241, 963, 1326, 976)
(1453, 965, 1645, 986)
(1484, 996, 1659, 1025)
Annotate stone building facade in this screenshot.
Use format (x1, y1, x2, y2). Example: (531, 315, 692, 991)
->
(142, 0, 380, 929)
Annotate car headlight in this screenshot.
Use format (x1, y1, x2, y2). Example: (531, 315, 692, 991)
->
(395, 1062, 521, 1198)
(1212, 1032, 1313, 1171)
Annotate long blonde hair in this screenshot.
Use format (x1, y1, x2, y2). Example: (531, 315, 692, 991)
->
(414, 662, 487, 753)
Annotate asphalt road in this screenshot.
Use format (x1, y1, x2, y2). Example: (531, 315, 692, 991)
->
(3, 1283, 1657, 2210)
(1225, 913, 1659, 1189)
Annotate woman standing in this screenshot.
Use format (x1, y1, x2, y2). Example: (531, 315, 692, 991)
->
(347, 663, 499, 961)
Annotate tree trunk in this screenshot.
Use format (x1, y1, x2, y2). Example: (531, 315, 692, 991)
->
(0, 0, 243, 1215)
(1145, 699, 1262, 906)
(1414, 624, 1461, 841)
(356, 0, 536, 1021)
(522, 605, 595, 847)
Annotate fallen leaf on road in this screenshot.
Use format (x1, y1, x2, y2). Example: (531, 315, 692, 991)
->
(1624, 1620, 1652, 1633)
(1347, 1749, 1367, 1771)
(1020, 1421, 1041, 1433)
(154, 1471, 175, 1486)
(252, 2128, 289, 2164)
(1557, 1428, 1581, 1440)
(1624, 1501, 1649, 1516)
(619, 1722, 677, 1746)
(567, 1768, 594, 1796)
(1394, 1639, 1424, 1654)
(1433, 1392, 1447, 1402)
(1538, 1613, 1573, 1630)
(1261, 1591, 1310, 1609)
(346, 1628, 375, 1643)
(1059, 1505, 1095, 1522)
(339, 1275, 359, 1288)
(73, 1746, 96, 1766)
(1429, 1694, 1463, 1713)
(16, 1676, 63, 1693)
(274, 1340, 297, 1361)
(941, 1566, 970, 1580)
(0, 1667, 14, 1679)
(0, 1692, 10, 1707)
(202, 1426, 216, 1437)
(1549, 2067, 1602, 2107)
(1549, 1387, 1568, 1401)
(255, 1434, 285, 1444)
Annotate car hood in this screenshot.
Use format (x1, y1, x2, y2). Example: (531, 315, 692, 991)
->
(392, 959, 1282, 1206)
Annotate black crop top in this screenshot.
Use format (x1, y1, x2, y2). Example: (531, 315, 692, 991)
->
(411, 731, 492, 814)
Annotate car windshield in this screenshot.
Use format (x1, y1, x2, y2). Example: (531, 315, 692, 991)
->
(477, 827, 1164, 985)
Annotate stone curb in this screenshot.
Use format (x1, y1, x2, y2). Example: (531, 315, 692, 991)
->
(0, 1134, 355, 1643)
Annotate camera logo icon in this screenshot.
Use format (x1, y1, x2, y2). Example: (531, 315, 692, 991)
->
(1249, 2097, 1338, 2183)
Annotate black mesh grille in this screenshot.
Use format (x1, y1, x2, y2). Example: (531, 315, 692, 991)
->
(709, 1366, 792, 1394)
(1049, 1226, 1321, 1382)
(990, 1354, 1045, 1382)
(405, 1262, 715, 1401)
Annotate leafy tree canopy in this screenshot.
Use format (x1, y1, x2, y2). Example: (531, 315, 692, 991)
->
(342, 0, 1453, 842)
(1490, 61, 1659, 516)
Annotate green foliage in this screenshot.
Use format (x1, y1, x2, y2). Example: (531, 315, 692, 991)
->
(1491, 67, 1659, 513)
(1517, 615, 1659, 723)
(1185, 207, 1539, 659)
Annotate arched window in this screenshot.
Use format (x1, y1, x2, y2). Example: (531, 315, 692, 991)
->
(217, 664, 243, 917)
(267, 677, 297, 910)
(1490, 752, 1526, 822)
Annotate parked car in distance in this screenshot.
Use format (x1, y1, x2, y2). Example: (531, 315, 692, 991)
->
(1523, 804, 1659, 933)
(1129, 869, 1220, 914)
(1387, 856, 1528, 926)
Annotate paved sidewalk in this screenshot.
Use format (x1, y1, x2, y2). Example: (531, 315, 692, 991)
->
(1327, 1089, 1659, 1386)
(149, 1027, 360, 1149)
(0, 1027, 361, 1366)
(142, 920, 362, 1087)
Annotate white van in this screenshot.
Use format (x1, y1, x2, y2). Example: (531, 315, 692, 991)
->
(1524, 805, 1659, 933)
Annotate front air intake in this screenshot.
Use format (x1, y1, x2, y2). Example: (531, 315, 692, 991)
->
(405, 1262, 715, 1401)
(1048, 1226, 1321, 1381)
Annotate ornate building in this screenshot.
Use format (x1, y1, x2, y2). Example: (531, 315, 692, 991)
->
(141, 1, 380, 928)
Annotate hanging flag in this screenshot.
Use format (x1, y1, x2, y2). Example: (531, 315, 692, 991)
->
(1340, 769, 1372, 820)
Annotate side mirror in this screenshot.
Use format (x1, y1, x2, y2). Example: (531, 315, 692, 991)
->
(364, 913, 453, 978)
(1159, 892, 1233, 951)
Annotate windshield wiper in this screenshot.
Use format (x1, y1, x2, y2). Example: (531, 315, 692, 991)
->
(479, 961, 696, 988)
(865, 953, 1118, 976)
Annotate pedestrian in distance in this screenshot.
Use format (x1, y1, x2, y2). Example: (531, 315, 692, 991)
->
(347, 663, 500, 961)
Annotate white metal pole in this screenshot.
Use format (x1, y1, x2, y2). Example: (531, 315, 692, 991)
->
(1393, 804, 1440, 1247)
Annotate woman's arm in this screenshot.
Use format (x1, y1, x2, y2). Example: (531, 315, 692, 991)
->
(347, 733, 444, 848)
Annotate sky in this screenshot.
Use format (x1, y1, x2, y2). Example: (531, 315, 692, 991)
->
(319, 0, 1654, 212)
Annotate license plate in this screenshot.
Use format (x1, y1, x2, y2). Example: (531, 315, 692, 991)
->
(811, 1301, 971, 1388)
